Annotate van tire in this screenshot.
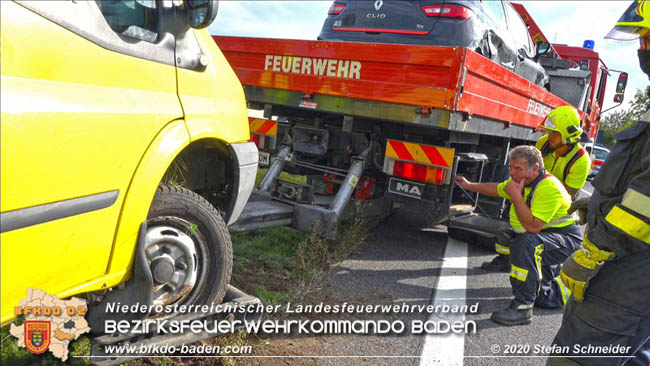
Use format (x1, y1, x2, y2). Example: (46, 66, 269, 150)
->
(146, 185, 233, 311)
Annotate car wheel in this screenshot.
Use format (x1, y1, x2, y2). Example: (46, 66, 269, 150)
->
(145, 185, 233, 314)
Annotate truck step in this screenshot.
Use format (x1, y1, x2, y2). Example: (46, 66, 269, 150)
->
(447, 213, 511, 239)
(229, 197, 294, 233)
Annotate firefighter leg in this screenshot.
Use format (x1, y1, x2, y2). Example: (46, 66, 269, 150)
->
(535, 224, 582, 309)
(534, 250, 573, 309)
(481, 231, 514, 272)
(508, 232, 546, 305)
(490, 232, 541, 325)
(548, 248, 650, 366)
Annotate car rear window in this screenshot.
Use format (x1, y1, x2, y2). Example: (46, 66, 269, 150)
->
(593, 148, 608, 160)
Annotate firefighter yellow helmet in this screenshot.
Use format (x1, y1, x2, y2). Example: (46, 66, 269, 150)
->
(606, 1, 650, 40)
(540, 106, 582, 145)
(607, 1, 650, 79)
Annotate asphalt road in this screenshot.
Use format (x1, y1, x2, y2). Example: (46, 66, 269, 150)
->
(315, 181, 595, 366)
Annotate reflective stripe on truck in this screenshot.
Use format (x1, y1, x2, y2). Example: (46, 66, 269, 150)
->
(248, 117, 278, 151)
(383, 139, 455, 185)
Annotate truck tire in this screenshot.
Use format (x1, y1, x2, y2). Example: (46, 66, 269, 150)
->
(447, 228, 476, 243)
(447, 228, 496, 252)
(146, 185, 233, 314)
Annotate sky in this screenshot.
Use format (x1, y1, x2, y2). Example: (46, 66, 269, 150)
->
(209, 1, 649, 115)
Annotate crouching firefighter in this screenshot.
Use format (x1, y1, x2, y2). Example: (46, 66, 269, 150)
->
(547, 2, 650, 364)
(456, 145, 581, 325)
(481, 105, 590, 274)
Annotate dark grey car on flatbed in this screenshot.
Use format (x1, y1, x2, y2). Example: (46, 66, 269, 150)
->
(318, 0, 549, 88)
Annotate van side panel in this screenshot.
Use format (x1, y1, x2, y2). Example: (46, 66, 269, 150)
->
(0, 2, 182, 322)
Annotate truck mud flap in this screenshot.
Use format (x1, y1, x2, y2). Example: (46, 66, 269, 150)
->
(90, 285, 262, 366)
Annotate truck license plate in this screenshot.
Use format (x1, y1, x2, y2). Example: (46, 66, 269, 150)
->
(388, 177, 424, 199)
(259, 151, 270, 167)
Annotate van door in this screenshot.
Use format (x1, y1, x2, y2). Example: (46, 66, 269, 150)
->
(0, 1, 183, 322)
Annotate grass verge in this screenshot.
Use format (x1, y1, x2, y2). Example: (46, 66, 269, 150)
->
(231, 203, 377, 304)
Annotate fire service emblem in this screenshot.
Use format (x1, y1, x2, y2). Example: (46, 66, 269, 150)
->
(25, 320, 51, 354)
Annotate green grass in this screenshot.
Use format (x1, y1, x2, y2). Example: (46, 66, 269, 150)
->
(253, 287, 294, 306)
(230, 206, 377, 304)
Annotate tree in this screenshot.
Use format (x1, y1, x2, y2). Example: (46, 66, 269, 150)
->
(599, 86, 650, 146)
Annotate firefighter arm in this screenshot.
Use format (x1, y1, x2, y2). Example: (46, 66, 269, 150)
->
(565, 185, 579, 200)
(589, 148, 650, 254)
(561, 236, 615, 302)
(602, 166, 650, 247)
(454, 177, 499, 197)
(565, 155, 589, 199)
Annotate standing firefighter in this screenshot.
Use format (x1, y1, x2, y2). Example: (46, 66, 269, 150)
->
(481, 106, 590, 273)
(548, 1, 650, 364)
(456, 146, 581, 325)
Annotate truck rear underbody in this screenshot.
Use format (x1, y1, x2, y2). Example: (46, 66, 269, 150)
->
(214, 36, 599, 238)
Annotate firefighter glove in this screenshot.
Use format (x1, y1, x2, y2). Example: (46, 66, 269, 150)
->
(568, 197, 590, 225)
(560, 239, 615, 302)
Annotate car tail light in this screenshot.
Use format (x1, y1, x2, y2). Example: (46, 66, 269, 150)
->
(328, 2, 346, 15)
(593, 160, 604, 167)
(421, 4, 473, 19)
(392, 160, 443, 184)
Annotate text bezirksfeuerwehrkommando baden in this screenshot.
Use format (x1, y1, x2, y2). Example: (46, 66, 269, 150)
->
(103, 301, 479, 335)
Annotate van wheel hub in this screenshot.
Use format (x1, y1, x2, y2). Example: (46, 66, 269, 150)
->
(144, 222, 199, 307)
(151, 257, 175, 284)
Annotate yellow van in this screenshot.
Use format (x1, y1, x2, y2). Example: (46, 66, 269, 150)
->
(0, 0, 257, 325)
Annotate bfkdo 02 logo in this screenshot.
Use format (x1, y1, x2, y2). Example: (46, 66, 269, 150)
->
(24, 320, 51, 354)
(9, 289, 91, 361)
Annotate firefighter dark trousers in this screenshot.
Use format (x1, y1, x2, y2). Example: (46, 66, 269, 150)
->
(509, 223, 582, 308)
(547, 248, 650, 366)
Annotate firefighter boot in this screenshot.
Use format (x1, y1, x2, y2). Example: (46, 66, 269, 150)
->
(490, 301, 533, 326)
(481, 254, 510, 272)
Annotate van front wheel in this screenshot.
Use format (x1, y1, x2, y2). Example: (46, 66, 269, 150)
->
(146, 185, 232, 314)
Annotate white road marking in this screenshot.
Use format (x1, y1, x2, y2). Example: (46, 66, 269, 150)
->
(420, 236, 468, 366)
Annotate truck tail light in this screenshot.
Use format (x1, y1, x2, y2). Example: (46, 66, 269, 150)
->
(392, 160, 443, 184)
(421, 4, 473, 19)
(328, 2, 346, 15)
(250, 133, 268, 150)
(250, 134, 260, 146)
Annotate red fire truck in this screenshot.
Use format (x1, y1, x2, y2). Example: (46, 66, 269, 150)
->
(215, 3, 627, 239)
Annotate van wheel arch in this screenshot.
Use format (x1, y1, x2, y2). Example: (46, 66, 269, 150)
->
(162, 139, 234, 217)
